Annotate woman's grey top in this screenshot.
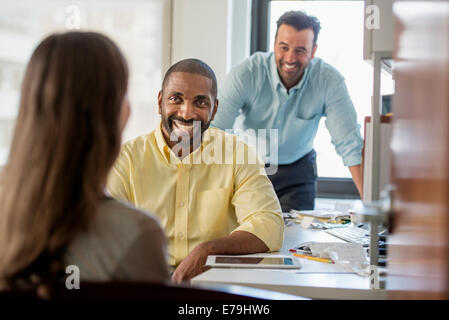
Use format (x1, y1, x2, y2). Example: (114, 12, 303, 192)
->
(63, 198, 170, 282)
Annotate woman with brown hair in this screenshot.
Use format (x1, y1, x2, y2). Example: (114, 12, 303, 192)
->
(0, 32, 169, 289)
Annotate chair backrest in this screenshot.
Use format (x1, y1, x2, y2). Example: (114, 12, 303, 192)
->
(0, 281, 304, 300)
(51, 281, 260, 300)
(0, 289, 37, 300)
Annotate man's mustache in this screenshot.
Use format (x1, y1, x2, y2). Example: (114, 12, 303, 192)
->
(169, 116, 203, 125)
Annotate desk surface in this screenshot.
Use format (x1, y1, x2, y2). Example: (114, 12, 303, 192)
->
(192, 223, 387, 299)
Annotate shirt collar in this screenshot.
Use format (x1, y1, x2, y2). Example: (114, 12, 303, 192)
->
(155, 121, 210, 166)
(269, 52, 313, 93)
(155, 121, 174, 163)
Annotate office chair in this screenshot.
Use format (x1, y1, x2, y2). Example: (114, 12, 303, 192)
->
(0, 280, 303, 300)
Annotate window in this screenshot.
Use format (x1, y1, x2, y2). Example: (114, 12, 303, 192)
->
(0, 0, 170, 165)
(254, 0, 395, 197)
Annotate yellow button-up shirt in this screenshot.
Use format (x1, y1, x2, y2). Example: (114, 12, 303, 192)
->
(107, 123, 284, 266)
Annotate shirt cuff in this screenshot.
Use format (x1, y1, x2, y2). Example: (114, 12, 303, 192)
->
(343, 154, 362, 167)
(232, 211, 284, 252)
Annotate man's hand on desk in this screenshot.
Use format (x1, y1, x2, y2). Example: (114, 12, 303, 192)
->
(171, 231, 269, 284)
(172, 243, 212, 284)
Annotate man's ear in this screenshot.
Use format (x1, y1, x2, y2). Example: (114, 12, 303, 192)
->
(311, 44, 318, 59)
(210, 98, 219, 121)
(157, 90, 163, 114)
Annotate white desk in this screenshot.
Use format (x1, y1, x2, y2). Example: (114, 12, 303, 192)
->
(192, 223, 387, 299)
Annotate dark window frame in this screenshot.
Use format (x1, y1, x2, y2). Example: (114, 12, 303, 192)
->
(250, 0, 270, 54)
(251, 0, 360, 199)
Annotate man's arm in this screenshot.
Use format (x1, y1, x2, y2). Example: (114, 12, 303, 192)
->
(172, 231, 268, 283)
(107, 145, 134, 203)
(211, 59, 252, 130)
(349, 164, 363, 198)
(324, 74, 364, 195)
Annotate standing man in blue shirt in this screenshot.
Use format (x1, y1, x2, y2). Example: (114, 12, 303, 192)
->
(212, 11, 363, 211)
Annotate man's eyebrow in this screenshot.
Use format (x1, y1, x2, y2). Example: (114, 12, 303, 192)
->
(195, 95, 210, 100)
(278, 41, 307, 51)
(167, 91, 183, 96)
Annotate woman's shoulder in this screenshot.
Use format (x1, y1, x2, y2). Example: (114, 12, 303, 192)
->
(63, 198, 167, 282)
(97, 197, 162, 234)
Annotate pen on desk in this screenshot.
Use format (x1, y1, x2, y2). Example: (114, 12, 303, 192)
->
(289, 248, 313, 255)
(291, 253, 333, 264)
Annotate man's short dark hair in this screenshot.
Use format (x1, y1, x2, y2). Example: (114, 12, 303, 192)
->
(275, 11, 321, 46)
(162, 58, 217, 100)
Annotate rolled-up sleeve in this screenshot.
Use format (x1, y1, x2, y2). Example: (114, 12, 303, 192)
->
(230, 142, 284, 252)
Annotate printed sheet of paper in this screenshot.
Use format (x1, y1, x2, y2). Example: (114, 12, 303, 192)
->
(290, 209, 349, 219)
(300, 216, 315, 229)
(308, 242, 368, 264)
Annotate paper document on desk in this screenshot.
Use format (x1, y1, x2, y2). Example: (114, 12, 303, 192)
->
(300, 216, 317, 229)
(290, 209, 349, 219)
(297, 242, 368, 264)
(308, 242, 368, 264)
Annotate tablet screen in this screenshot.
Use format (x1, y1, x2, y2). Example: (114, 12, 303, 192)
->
(215, 257, 294, 265)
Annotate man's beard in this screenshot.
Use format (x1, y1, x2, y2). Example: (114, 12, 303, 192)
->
(162, 115, 211, 149)
(280, 60, 304, 77)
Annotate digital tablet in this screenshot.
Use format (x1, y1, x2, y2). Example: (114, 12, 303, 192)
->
(205, 255, 301, 269)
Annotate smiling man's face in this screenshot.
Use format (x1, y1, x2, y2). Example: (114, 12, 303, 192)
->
(274, 24, 317, 90)
(158, 71, 218, 151)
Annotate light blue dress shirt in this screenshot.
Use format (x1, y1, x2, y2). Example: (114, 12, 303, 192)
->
(212, 52, 363, 166)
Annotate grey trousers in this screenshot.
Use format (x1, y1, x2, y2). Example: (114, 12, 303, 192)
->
(266, 150, 317, 212)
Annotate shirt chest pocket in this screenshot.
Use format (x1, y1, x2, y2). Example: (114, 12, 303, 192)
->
(294, 93, 323, 120)
(194, 187, 233, 237)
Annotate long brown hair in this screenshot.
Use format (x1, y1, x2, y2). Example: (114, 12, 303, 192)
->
(0, 32, 128, 288)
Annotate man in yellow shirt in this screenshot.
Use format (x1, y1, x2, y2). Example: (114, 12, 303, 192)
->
(107, 58, 284, 283)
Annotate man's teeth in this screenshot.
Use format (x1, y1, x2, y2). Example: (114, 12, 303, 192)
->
(174, 120, 193, 129)
(285, 63, 296, 70)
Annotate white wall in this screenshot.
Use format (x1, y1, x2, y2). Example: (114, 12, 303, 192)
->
(171, 0, 251, 85)
(228, 0, 252, 71)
